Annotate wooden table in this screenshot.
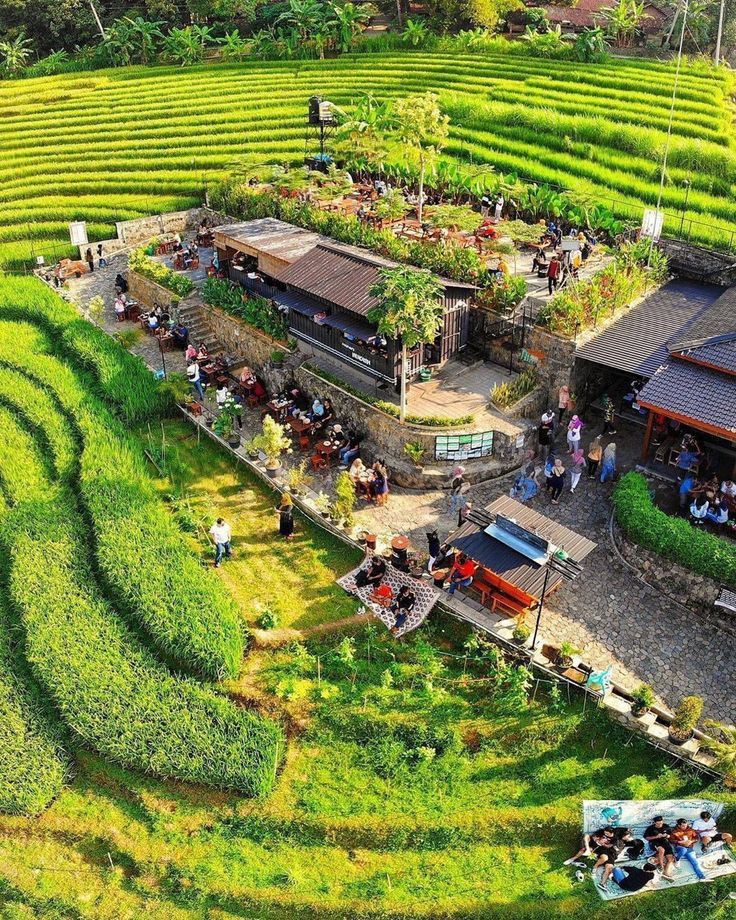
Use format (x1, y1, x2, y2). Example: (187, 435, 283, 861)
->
(266, 400, 293, 422)
(288, 416, 313, 435)
(316, 440, 340, 462)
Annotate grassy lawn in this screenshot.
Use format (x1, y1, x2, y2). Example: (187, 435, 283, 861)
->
(1, 620, 734, 919)
(138, 418, 361, 631)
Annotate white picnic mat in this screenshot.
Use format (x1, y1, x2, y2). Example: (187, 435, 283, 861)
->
(338, 556, 439, 637)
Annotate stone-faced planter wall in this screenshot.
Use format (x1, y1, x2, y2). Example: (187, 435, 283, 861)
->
(613, 521, 724, 614)
(128, 270, 183, 312)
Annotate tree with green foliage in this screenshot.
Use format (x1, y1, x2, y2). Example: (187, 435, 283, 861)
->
(163, 23, 216, 64)
(401, 18, 430, 45)
(601, 0, 646, 47)
(328, 1, 371, 52)
(391, 92, 449, 224)
(335, 93, 393, 173)
(368, 266, 443, 423)
(573, 26, 608, 60)
(0, 32, 33, 74)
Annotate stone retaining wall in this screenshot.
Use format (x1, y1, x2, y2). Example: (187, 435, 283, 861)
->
(613, 521, 723, 614)
(128, 270, 185, 312)
(658, 237, 736, 285)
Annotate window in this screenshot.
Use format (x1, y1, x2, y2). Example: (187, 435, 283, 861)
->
(435, 431, 494, 462)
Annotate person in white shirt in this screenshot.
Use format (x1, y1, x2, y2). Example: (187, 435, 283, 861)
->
(693, 810, 733, 852)
(187, 361, 204, 401)
(216, 385, 229, 408)
(209, 518, 232, 568)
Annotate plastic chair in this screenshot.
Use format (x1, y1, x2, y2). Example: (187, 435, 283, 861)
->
(586, 667, 613, 694)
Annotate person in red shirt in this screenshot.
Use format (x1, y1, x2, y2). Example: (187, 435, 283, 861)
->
(547, 254, 562, 295)
(446, 553, 476, 596)
(669, 819, 708, 881)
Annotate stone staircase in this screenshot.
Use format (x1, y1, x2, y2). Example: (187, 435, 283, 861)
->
(177, 296, 224, 354)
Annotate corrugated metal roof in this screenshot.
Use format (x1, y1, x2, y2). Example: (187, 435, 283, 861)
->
(447, 495, 597, 600)
(277, 244, 384, 316)
(215, 218, 325, 264)
(637, 358, 736, 436)
(576, 280, 723, 378)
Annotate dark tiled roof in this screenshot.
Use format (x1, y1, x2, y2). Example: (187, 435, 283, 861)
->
(637, 359, 736, 436)
(678, 340, 736, 375)
(576, 280, 723, 378)
(544, 0, 666, 28)
(669, 284, 736, 352)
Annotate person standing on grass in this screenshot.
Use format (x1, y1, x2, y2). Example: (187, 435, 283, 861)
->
(549, 457, 566, 504)
(570, 448, 585, 494)
(587, 435, 602, 478)
(209, 517, 232, 568)
(85, 247, 94, 273)
(276, 493, 294, 539)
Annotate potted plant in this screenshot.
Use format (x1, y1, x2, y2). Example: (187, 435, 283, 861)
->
(630, 684, 656, 717)
(668, 695, 703, 745)
(404, 441, 426, 467)
(243, 436, 260, 460)
(314, 491, 331, 518)
(253, 415, 290, 477)
(512, 620, 531, 646)
(557, 641, 580, 669)
(271, 349, 285, 367)
(286, 459, 312, 496)
(212, 397, 242, 448)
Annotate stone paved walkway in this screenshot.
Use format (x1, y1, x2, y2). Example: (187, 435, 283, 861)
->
(62, 259, 736, 722)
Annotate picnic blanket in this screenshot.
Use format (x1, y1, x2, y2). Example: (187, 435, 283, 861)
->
(338, 556, 440, 637)
(582, 800, 736, 901)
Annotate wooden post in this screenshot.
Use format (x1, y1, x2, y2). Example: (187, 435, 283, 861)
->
(641, 410, 655, 462)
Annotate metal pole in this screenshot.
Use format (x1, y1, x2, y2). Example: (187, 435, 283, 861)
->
(159, 335, 167, 380)
(531, 565, 551, 652)
(679, 180, 690, 235)
(715, 0, 726, 64)
(89, 0, 106, 39)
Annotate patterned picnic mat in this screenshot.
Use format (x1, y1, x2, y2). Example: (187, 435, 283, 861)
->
(338, 555, 440, 637)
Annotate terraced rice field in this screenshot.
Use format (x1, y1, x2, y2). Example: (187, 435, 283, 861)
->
(0, 52, 734, 269)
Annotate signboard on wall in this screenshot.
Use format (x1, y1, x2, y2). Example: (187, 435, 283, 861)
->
(69, 221, 88, 246)
(435, 431, 494, 462)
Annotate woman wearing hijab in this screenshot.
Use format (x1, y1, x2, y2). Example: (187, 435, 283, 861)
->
(549, 458, 566, 504)
(570, 448, 585, 494)
(276, 493, 294, 538)
(600, 443, 617, 483)
(587, 435, 603, 479)
(567, 415, 583, 453)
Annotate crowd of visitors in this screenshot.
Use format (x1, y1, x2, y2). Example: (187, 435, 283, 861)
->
(564, 810, 732, 894)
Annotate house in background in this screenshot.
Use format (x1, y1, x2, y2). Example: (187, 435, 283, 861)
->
(507, 0, 669, 39)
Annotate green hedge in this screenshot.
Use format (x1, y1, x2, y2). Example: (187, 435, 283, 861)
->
(0, 277, 168, 423)
(0, 326, 244, 681)
(203, 277, 288, 341)
(304, 364, 474, 428)
(128, 246, 194, 298)
(612, 471, 736, 588)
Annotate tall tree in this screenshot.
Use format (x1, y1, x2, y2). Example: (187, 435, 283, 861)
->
(0, 32, 33, 74)
(391, 92, 449, 223)
(368, 266, 444, 424)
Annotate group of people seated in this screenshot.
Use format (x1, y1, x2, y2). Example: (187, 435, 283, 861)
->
(355, 555, 416, 635)
(565, 811, 732, 893)
(196, 219, 214, 247)
(172, 237, 199, 270)
(674, 432, 736, 529)
(346, 457, 391, 505)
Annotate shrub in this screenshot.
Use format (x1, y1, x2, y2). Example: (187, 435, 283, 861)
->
(612, 472, 736, 587)
(669, 696, 703, 740)
(333, 471, 357, 527)
(490, 368, 537, 408)
(202, 277, 288, 341)
(128, 246, 194, 298)
(630, 684, 655, 715)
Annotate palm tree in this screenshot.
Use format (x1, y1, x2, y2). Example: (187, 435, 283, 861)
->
(277, 0, 326, 42)
(368, 266, 444, 423)
(327, 2, 371, 53)
(123, 16, 165, 65)
(0, 33, 33, 75)
(600, 0, 646, 47)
